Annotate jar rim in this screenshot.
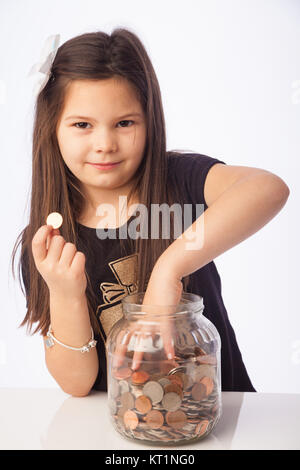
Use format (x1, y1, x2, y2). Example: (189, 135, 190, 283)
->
(122, 291, 204, 314)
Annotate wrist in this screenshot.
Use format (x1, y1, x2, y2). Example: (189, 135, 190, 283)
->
(151, 256, 182, 283)
(49, 291, 88, 308)
(49, 292, 91, 343)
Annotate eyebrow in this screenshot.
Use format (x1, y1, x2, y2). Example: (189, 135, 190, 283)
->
(64, 112, 142, 121)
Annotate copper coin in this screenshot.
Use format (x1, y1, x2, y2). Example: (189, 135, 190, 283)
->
(168, 375, 183, 388)
(164, 383, 183, 399)
(131, 370, 150, 385)
(199, 376, 214, 395)
(135, 395, 152, 414)
(123, 409, 139, 430)
(191, 382, 207, 401)
(195, 419, 210, 436)
(165, 410, 187, 429)
(162, 392, 182, 411)
(145, 410, 164, 429)
(142, 381, 164, 404)
(193, 364, 215, 382)
(171, 372, 189, 389)
(113, 367, 132, 380)
(120, 391, 135, 409)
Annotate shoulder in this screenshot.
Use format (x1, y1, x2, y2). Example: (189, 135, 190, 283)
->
(167, 151, 226, 208)
(167, 152, 226, 182)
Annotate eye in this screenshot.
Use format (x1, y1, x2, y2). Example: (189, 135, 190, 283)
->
(117, 120, 134, 128)
(73, 122, 91, 129)
(72, 120, 134, 130)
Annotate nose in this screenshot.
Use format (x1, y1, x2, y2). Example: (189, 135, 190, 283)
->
(92, 128, 117, 153)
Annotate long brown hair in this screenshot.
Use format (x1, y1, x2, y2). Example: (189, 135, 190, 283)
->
(10, 27, 192, 338)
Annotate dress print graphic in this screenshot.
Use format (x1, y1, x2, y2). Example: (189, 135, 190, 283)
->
(95, 253, 139, 339)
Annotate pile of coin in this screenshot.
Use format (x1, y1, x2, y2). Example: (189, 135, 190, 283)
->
(107, 352, 221, 444)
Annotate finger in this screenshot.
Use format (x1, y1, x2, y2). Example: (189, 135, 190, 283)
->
(161, 318, 175, 360)
(46, 227, 60, 250)
(47, 235, 66, 263)
(131, 328, 153, 370)
(131, 333, 145, 371)
(113, 329, 134, 368)
(32, 225, 55, 263)
(70, 251, 86, 274)
(58, 242, 77, 267)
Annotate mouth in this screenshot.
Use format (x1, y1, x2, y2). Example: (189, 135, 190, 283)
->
(87, 161, 122, 170)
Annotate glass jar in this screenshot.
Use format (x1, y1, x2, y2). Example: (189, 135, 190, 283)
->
(106, 291, 222, 445)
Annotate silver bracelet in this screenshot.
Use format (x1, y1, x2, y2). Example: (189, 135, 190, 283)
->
(45, 324, 97, 353)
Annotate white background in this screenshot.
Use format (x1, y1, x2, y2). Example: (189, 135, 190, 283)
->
(1, 0, 299, 393)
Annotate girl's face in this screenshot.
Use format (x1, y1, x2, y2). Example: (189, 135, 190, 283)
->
(56, 77, 147, 205)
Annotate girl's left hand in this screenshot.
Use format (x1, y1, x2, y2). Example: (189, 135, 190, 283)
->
(112, 265, 183, 370)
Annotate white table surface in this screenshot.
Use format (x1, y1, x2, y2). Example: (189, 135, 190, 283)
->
(0, 388, 299, 450)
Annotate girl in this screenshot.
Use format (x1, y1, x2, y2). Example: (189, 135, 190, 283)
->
(11, 28, 289, 397)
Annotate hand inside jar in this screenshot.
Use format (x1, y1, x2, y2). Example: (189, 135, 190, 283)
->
(112, 269, 183, 370)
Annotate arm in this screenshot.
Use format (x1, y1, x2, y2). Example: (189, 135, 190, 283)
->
(44, 293, 99, 397)
(31, 225, 99, 397)
(152, 166, 290, 280)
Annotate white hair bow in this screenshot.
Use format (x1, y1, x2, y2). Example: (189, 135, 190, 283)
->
(27, 34, 60, 96)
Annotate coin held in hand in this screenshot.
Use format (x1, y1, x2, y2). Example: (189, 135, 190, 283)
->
(46, 212, 63, 229)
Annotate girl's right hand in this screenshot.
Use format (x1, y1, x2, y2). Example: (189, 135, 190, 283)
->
(31, 225, 87, 299)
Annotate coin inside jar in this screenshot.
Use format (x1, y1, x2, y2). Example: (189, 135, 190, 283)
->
(195, 419, 210, 437)
(193, 364, 216, 382)
(123, 410, 139, 430)
(135, 395, 152, 414)
(191, 382, 207, 401)
(145, 410, 164, 429)
(165, 410, 187, 429)
(142, 381, 164, 404)
(46, 212, 63, 229)
(163, 383, 183, 399)
(162, 392, 182, 412)
(158, 377, 171, 387)
(131, 370, 150, 385)
(168, 375, 184, 389)
(120, 391, 135, 410)
(113, 367, 132, 380)
(119, 379, 130, 393)
(199, 376, 214, 395)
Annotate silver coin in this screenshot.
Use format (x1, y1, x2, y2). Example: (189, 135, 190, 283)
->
(46, 212, 63, 229)
(158, 377, 171, 387)
(142, 381, 164, 404)
(162, 392, 182, 411)
(119, 379, 130, 393)
(120, 391, 135, 410)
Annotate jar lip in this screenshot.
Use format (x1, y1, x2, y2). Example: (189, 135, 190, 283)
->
(122, 291, 204, 313)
